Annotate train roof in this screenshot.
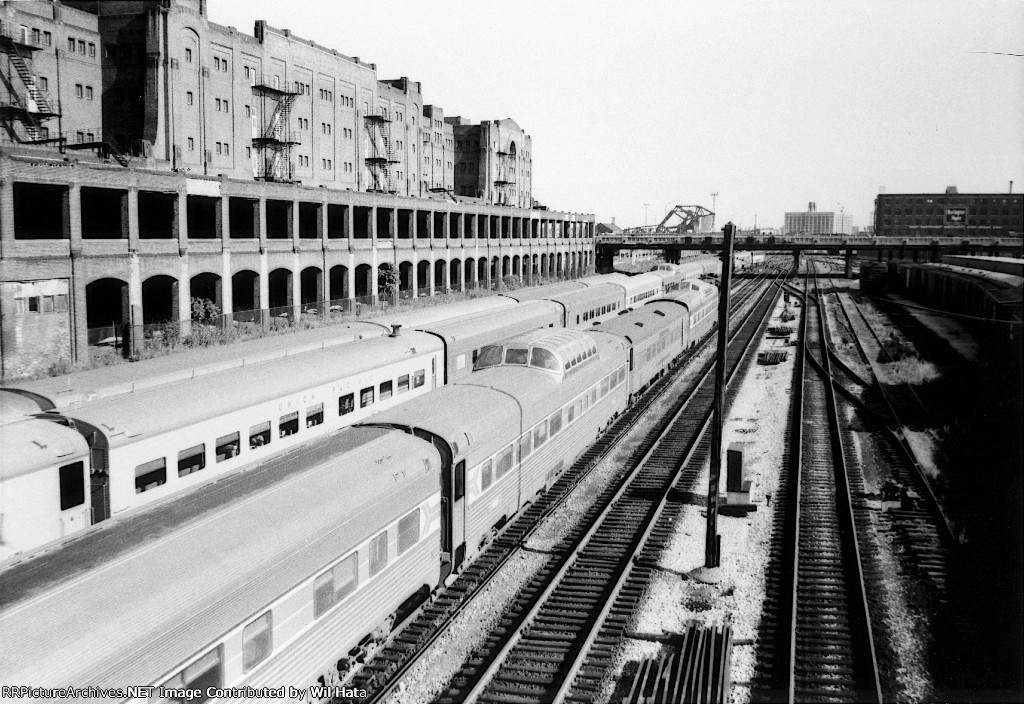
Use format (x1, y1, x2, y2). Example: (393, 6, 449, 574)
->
(419, 300, 561, 344)
(0, 426, 437, 692)
(0, 391, 46, 425)
(502, 280, 588, 301)
(56, 330, 443, 449)
(939, 255, 1024, 278)
(359, 384, 521, 463)
(578, 272, 663, 298)
(0, 417, 90, 479)
(2, 297, 520, 411)
(589, 302, 686, 344)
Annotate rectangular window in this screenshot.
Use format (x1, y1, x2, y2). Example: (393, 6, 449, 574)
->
(187, 137, 194, 151)
(413, 369, 425, 388)
(398, 509, 420, 554)
(216, 432, 240, 462)
(600, 377, 610, 397)
(496, 445, 514, 479)
(177, 444, 206, 477)
(314, 551, 358, 618)
(78, 40, 85, 54)
(187, 91, 194, 105)
(39, 76, 48, 91)
(279, 411, 299, 438)
(533, 421, 548, 448)
(215, 142, 222, 155)
(339, 393, 355, 415)
(75, 84, 83, 98)
(185, 47, 192, 62)
(86, 86, 93, 100)
(88, 42, 96, 57)
(380, 380, 393, 401)
(224, 143, 229, 155)
(134, 458, 166, 493)
(549, 410, 563, 436)
(360, 386, 374, 408)
(518, 433, 532, 461)
(223, 99, 229, 112)
(242, 612, 273, 672)
(396, 375, 409, 394)
(480, 459, 493, 491)
(68, 37, 75, 52)
(369, 530, 388, 576)
(244, 104, 251, 116)
(306, 403, 324, 428)
(54, 294, 68, 312)
(43, 31, 51, 46)
(59, 461, 85, 510)
(160, 647, 221, 704)
(567, 403, 577, 424)
(215, 98, 221, 111)
(249, 421, 271, 449)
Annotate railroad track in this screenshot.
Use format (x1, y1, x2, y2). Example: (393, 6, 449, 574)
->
(428, 276, 781, 703)
(753, 267, 883, 703)
(336, 268, 785, 704)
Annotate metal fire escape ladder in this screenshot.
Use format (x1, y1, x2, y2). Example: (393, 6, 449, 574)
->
(252, 79, 299, 182)
(494, 145, 517, 206)
(0, 27, 61, 144)
(364, 111, 398, 194)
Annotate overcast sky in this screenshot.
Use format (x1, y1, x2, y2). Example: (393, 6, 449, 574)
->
(212, 0, 1024, 230)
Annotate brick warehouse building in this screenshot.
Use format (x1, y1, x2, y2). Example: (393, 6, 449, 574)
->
(0, 0, 592, 379)
(874, 187, 1024, 238)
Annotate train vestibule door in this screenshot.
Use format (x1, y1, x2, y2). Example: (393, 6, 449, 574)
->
(451, 460, 466, 569)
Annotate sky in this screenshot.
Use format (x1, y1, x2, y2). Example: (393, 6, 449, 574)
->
(210, 0, 1024, 230)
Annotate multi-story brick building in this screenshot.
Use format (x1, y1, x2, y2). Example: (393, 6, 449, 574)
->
(0, 0, 592, 379)
(783, 202, 851, 235)
(874, 187, 1024, 238)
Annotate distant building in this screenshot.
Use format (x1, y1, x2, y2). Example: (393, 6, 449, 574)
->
(784, 202, 847, 235)
(874, 186, 1023, 238)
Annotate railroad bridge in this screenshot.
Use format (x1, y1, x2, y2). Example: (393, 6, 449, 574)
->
(596, 234, 1024, 276)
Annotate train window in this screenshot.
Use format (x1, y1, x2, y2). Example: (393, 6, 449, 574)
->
(314, 552, 358, 618)
(339, 393, 355, 415)
(413, 369, 426, 388)
(618, 366, 627, 385)
(519, 433, 532, 461)
(156, 647, 221, 704)
(534, 421, 548, 448)
(480, 459, 493, 491)
(135, 458, 166, 493)
(455, 354, 467, 371)
(591, 388, 598, 405)
(505, 348, 529, 365)
(249, 421, 271, 449)
(177, 444, 206, 478)
(369, 531, 388, 576)
(455, 461, 466, 501)
(306, 403, 324, 427)
(380, 380, 393, 401)
(530, 347, 559, 371)
(549, 410, 563, 437)
(398, 509, 421, 554)
(654, 310, 665, 317)
(567, 403, 577, 424)
(216, 432, 240, 462)
(59, 461, 85, 510)
(475, 345, 503, 370)
(496, 445, 514, 478)
(279, 411, 299, 438)
(398, 375, 410, 393)
(360, 386, 375, 408)
(242, 611, 273, 672)
(600, 377, 610, 397)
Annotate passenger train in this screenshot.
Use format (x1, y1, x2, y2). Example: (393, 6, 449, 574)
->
(0, 266, 717, 562)
(0, 279, 724, 704)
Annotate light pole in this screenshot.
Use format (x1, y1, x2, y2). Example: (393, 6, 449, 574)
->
(644, 202, 649, 228)
(710, 192, 718, 231)
(838, 202, 845, 235)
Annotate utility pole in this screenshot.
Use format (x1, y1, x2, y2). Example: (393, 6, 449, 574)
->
(710, 192, 719, 230)
(705, 221, 735, 570)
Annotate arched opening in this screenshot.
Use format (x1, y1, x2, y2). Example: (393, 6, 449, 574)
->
(354, 264, 373, 299)
(85, 277, 128, 345)
(378, 263, 397, 302)
(556, 252, 563, 275)
(512, 255, 521, 276)
(399, 261, 413, 296)
(434, 259, 446, 291)
(477, 257, 487, 285)
(268, 268, 293, 316)
(329, 265, 348, 303)
(540, 253, 548, 277)
(300, 266, 322, 313)
(141, 275, 178, 325)
(190, 272, 222, 319)
(449, 259, 462, 291)
(570, 252, 577, 275)
(490, 256, 499, 287)
(532, 254, 540, 275)
(417, 260, 430, 293)
(232, 270, 260, 314)
(465, 257, 476, 287)
(501, 255, 511, 279)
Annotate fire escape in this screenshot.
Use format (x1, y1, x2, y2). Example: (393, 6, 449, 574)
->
(494, 145, 517, 206)
(364, 110, 398, 194)
(0, 23, 61, 145)
(251, 78, 299, 182)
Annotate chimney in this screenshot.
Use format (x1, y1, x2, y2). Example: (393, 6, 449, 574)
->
(1010, 180, 1014, 194)
(611, 216, 616, 225)
(808, 202, 816, 212)
(390, 324, 401, 337)
(946, 185, 958, 195)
